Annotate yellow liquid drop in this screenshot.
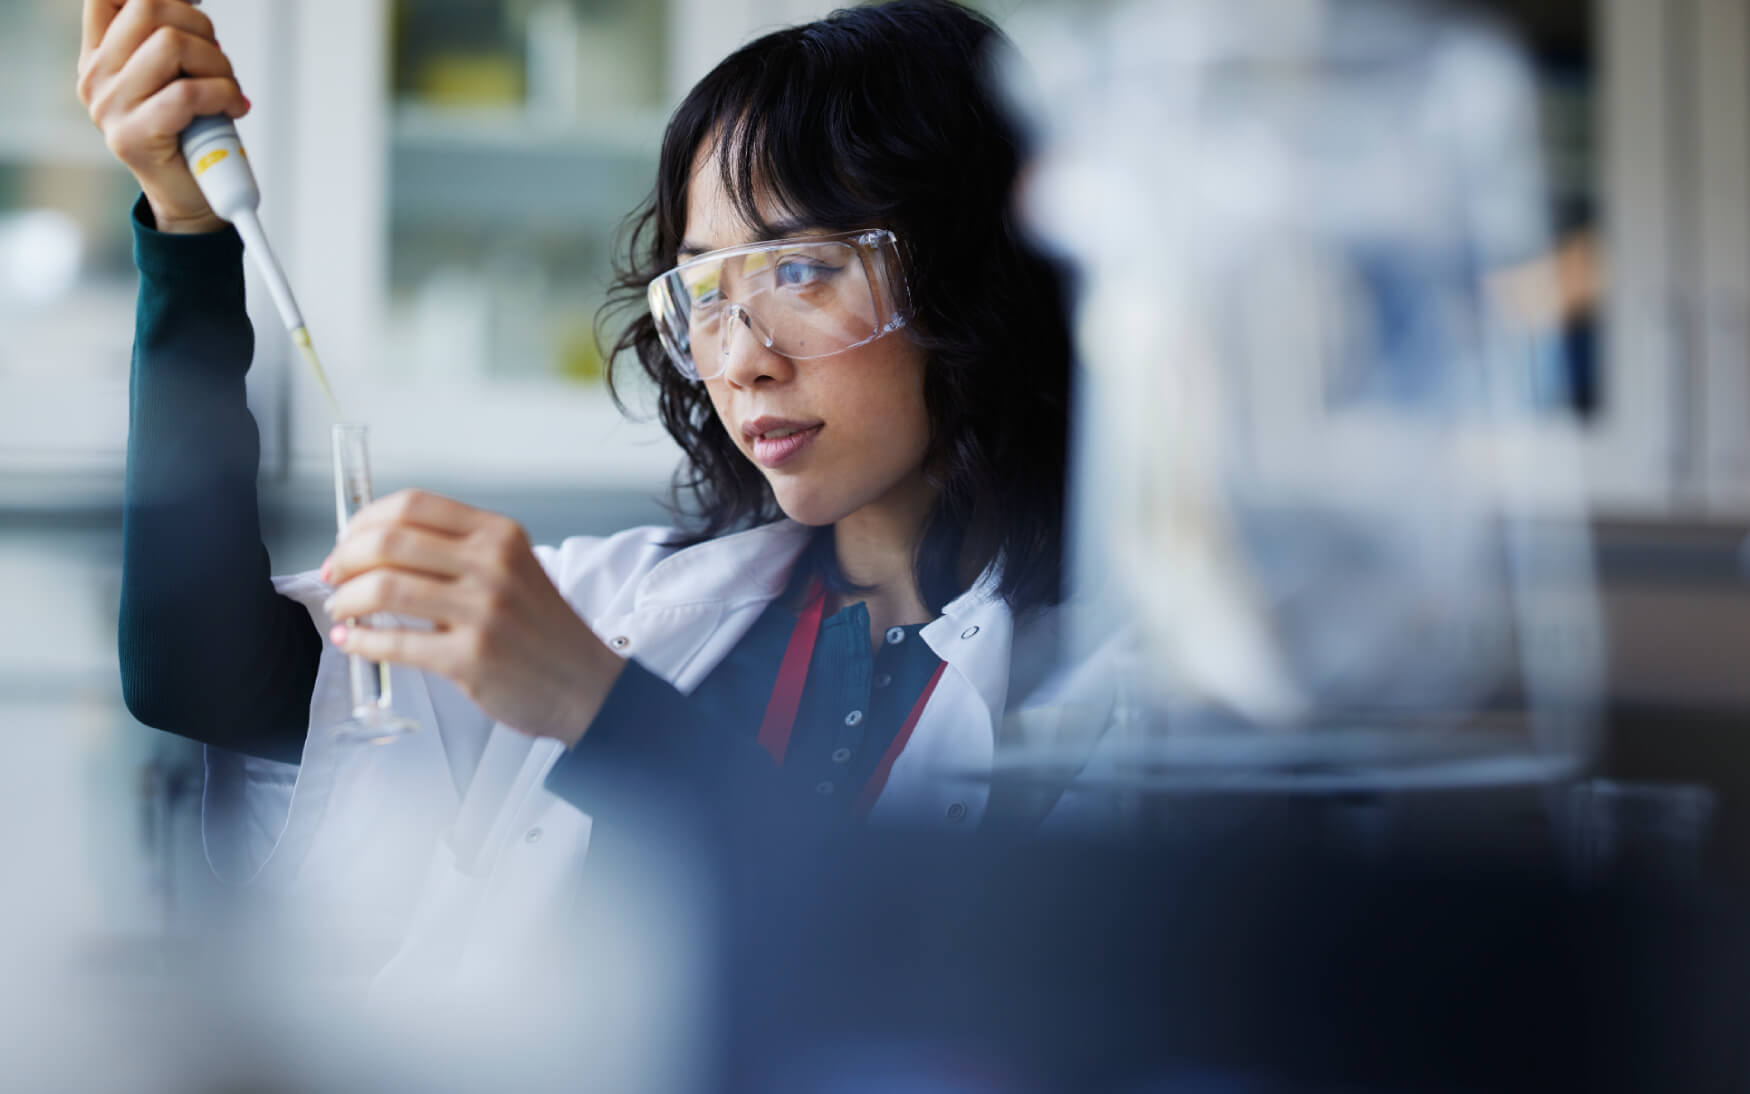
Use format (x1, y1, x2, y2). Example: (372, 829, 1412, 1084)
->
(292, 326, 345, 422)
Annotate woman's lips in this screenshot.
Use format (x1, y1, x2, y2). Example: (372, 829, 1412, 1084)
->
(751, 424, 823, 468)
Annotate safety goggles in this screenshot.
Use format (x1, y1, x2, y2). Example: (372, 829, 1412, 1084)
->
(646, 229, 912, 381)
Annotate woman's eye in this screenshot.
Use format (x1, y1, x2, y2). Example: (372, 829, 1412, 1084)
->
(774, 258, 838, 289)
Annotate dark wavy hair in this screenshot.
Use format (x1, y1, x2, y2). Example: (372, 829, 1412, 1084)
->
(601, 0, 1072, 616)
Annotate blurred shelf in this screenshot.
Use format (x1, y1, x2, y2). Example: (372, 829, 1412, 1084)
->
(391, 102, 668, 152)
(0, 462, 670, 541)
(253, 475, 672, 551)
(389, 103, 664, 231)
(0, 373, 129, 479)
(0, 470, 125, 516)
(285, 374, 681, 490)
(0, 119, 119, 170)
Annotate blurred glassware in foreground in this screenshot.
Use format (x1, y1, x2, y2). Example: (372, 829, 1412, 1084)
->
(1567, 779, 1718, 883)
(1003, 0, 1605, 811)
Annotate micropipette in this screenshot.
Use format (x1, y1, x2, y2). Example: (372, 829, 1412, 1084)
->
(179, 114, 345, 421)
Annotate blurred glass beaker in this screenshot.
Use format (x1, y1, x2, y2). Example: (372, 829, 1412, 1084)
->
(328, 424, 419, 744)
(1001, 0, 1604, 808)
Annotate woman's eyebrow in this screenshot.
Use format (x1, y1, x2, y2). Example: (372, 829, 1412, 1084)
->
(757, 217, 813, 241)
(677, 219, 818, 259)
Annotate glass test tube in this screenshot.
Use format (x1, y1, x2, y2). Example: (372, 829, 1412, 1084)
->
(329, 424, 418, 742)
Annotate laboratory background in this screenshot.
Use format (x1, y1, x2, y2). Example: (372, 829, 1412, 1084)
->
(4, 0, 1750, 1089)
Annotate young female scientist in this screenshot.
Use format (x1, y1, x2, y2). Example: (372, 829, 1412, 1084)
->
(83, 0, 1119, 970)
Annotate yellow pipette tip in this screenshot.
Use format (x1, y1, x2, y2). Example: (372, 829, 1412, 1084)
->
(291, 325, 345, 423)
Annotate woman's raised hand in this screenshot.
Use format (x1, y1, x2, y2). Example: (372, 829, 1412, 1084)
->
(321, 490, 627, 747)
(76, 0, 250, 234)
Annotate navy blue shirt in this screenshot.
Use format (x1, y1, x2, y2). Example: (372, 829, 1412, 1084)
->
(546, 563, 945, 821)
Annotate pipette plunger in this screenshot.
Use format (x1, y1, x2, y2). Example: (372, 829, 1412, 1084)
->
(179, 114, 342, 420)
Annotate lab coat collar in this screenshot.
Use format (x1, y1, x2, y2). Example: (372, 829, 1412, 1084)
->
(635, 518, 814, 612)
(921, 566, 1014, 720)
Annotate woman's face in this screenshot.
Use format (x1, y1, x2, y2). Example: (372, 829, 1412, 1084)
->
(682, 145, 934, 528)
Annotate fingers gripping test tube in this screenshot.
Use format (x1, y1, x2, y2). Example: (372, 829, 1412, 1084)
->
(329, 425, 418, 743)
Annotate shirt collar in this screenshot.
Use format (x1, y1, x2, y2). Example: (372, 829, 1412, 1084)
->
(636, 518, 1023, 716)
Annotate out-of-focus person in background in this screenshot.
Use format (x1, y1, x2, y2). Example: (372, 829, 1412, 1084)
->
(77, 0, 1109, 989)
(1488, 214, 1603, 415)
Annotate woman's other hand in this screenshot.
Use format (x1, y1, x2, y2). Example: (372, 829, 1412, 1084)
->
(322, 490, 627, 747)
(76, 0, 250, 234)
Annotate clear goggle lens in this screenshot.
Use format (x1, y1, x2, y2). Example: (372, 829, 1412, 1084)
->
(647, 229, 910, 381)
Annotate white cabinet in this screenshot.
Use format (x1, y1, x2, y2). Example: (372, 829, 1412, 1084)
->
(1689, 0, 1750, 512)
(252, 0, 846, 489)
(1576, 0, 1750, 516)
(0, 1, 155, 477)
(0, 0, 303, 481)
(1592, 0, 1684, 511)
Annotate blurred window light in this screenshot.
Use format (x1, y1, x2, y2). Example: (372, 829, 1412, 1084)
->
(0, 210, 84, 305)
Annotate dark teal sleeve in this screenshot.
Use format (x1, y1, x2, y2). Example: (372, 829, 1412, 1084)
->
(117, 196, 318, 765)
(543, 658, 811, 827)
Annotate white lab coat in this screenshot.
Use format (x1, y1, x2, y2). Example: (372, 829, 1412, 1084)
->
(200, 518, 1123, 990)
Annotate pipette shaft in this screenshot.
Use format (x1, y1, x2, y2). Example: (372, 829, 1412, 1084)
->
(179, 114, 343, 420)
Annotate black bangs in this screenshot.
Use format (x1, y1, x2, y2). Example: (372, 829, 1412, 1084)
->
(601, 0, 1074, 617)
(683, 20, 903, 239)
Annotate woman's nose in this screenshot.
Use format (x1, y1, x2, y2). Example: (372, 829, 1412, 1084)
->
(718, 305, 793, 388)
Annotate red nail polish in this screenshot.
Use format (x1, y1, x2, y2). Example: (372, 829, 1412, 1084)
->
(330, 624, 347, 646)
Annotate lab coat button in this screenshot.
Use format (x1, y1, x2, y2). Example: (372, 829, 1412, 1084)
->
(831, 747, 853, 764)
(608, 635, 631, 651)
(524, 826, 543, 844)
(884, 627, 906, 645)
(960, 626, 980, 640)
(815, 781, 835, 796)
(945, 802, 967, 823)
(844, 710, 864, 727)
